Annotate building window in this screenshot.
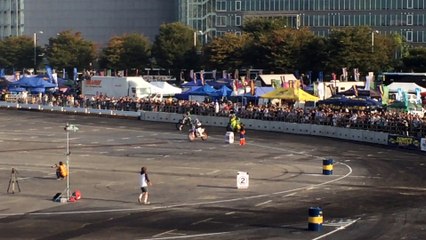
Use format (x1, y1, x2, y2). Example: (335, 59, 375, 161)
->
(407, 0, 414, 9)
(235, 16, 241, 26)
(216, 0, 227, 12)
(216, 16, 227, 27)
(235, 1, 241, 11)
(406, 30, 413, 42)
(407, 14, 413, 25)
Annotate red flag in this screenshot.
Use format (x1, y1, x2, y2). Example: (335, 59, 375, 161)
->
(250, 80, 255, 96)
(200, 70, 205, 85)
(233, 79, 238, 92)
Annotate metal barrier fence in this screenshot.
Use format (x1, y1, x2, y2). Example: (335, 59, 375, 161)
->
(2, 97, 425, 138)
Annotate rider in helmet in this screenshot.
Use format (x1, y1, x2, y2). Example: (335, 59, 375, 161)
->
(227, 111, 241, 132)
(182, 111, 191, 124)
(193, 118, 203, 136)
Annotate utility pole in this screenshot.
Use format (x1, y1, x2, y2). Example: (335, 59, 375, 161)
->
(64, 123, 79, 200)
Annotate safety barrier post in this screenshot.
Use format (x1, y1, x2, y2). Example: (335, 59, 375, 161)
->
(322, 159, 333, 175)
(308, 207, 323, 231)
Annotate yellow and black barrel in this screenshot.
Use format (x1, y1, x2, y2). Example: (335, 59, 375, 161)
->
(308, 207, 323, 231)
(322, 159, 333, 175)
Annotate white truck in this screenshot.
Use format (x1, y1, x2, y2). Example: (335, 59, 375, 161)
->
(81, 76, 154, 98)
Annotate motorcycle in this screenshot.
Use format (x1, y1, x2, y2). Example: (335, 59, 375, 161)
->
(176, 116, 192, 131)
(188, 125, 208, 141)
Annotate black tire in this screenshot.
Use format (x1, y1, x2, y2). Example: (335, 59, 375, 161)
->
(201, 131, 208, 141)
(176, 120, 183, 131)
(188, 132, 195, 141)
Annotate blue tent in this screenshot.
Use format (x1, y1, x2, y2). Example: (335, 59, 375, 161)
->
(181, 80, 203, 87)
(318, 95, 382, 108)
(188, 84, 217, 96)
(182, 79, 233, 89)
(206, 78, 233, 89)
(216, 85, 232, 97)
(9, 76, 56, 88)
(242, 87, 275, 98)
(174, 86, 201, 100)
(8, 87, 27, 93)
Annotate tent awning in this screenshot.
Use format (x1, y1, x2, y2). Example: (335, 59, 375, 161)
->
(261, 87, 319, 101)
(149, 81, 182, 95)
(387, 82, 426, 93)
(256, 74, 298, 86)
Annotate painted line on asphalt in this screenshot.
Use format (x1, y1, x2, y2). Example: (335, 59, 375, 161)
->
(0, 136, 353, 218)
(0, 164, 352, 217)
(255, 200, 272, 207)
(191, 218, 213, 225)
(153, 229, 178, 238)
(312, 218, 361, 240)
(138, 231, 230, 240)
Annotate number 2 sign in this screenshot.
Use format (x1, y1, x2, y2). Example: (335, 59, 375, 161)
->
(237, 171, 249, 189)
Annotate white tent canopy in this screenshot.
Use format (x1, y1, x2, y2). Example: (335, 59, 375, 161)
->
(256, 74, 298, 86)
(149, 81, 182, 96)
(387, 82, 426, 93)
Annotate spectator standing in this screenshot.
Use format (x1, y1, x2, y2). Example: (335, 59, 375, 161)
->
(138, 167, 152, 205)
(239, 124, 246, 146)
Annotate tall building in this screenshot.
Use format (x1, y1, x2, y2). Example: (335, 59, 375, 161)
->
(0, 0, 177, 46)
(2, 1, 425, 47)
(178, 0, 426, 46)
(0, 0, 23, 39)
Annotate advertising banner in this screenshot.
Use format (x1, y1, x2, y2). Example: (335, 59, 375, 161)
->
(421, 138, 426, 152)
(388, 135, 421, 150)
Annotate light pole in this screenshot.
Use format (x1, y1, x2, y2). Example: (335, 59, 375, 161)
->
(371, 30, 379, 53)
(33, 31, 43, 73)
(64, 123, 79, 200)
(195, 30, 208, 47)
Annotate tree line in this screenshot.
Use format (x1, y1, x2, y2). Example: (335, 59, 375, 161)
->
(0, 19, 425, 82)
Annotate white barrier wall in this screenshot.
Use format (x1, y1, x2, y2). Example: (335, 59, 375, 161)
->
(0, 101, 390, 146)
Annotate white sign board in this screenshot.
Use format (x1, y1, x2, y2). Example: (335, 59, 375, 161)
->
(225, 131, 234, 144)
(237, 171, 249, 189)
(421, 138, 426, 152)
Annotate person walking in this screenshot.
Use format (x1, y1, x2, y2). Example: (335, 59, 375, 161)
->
(138, 166, 152, 205)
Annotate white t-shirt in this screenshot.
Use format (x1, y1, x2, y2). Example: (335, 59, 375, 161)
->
(140, 173, 148, 187)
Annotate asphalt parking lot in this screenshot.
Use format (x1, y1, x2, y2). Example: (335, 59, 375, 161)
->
(0, 110, 425, 240)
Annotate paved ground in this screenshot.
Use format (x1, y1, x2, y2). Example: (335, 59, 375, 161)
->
(0, 109, 425, 240)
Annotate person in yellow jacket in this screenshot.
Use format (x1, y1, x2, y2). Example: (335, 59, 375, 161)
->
(53, 161, 68, 180)
(227, 112, 242, 133)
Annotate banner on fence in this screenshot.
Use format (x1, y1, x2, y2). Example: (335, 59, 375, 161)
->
(421, 138, 426, 152)
(388, 135, 421, 150)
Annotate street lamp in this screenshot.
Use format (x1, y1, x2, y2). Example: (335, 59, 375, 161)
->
(64, 123, 79, 200)
(371, 30, 379, 53)
(33, 31, 43, 73)
(194, 30, 209, 47)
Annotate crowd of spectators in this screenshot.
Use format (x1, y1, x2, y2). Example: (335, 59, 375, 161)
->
(2, 91, 426, 138)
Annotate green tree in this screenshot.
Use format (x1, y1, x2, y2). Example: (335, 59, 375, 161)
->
(401, 47, 426, 72)
(243, 18, 289, 38)
(45, 30, 96, 71)
(151, 22, 199, 82)
(0, 36, 37, 70)
(299, 36, 330, 74)
(242, 18, 291, 70)
(248, 28, 314, 73)
(204, 33, 250, 71)
(99, 33, 151, 72)
(326, 27, 396, 75)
